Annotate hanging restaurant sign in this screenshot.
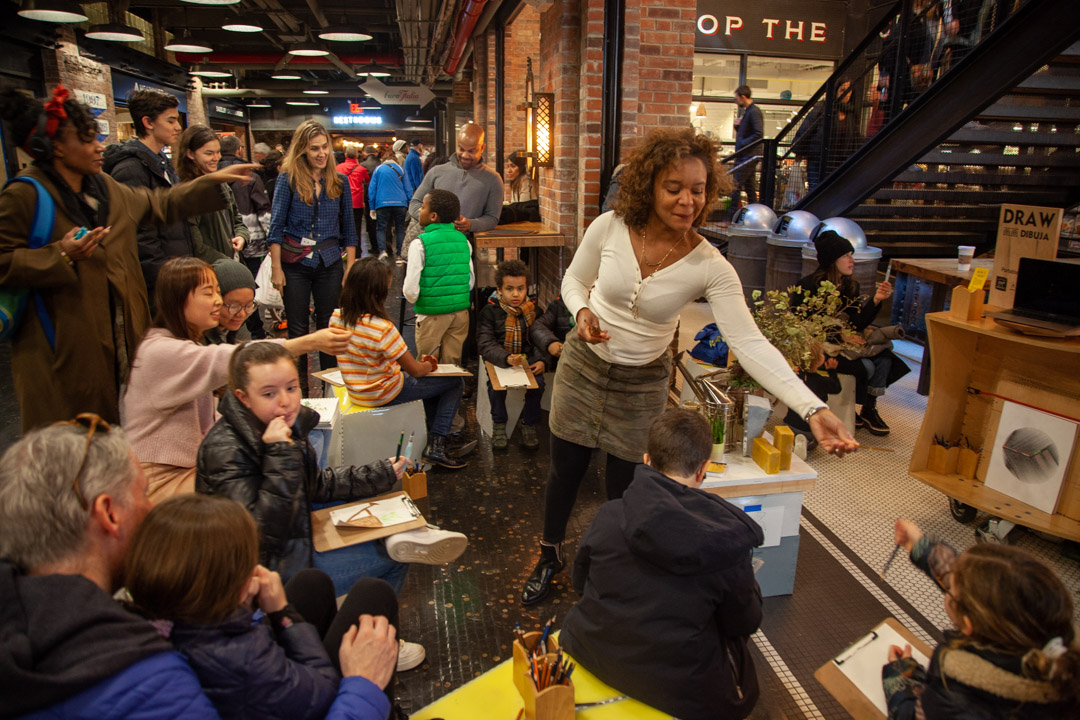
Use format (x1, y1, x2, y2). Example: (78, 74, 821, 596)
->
(695, 0, 845, 60)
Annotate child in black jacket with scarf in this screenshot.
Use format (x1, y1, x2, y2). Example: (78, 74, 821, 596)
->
(476, 260, 547, 450)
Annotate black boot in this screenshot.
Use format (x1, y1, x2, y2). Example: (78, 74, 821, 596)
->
(423, 434, 467, 470)
(521, 543, 563, 606)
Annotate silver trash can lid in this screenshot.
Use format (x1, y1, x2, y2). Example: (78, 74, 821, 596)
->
(810, 217, 868, 250)
(732, 203, 777, 231)
(772, 210, 820, 240)
(802, 244, 883, 262)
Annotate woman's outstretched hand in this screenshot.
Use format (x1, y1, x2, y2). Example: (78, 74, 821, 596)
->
(807, 408, 859, 457)
(206, 163, 261, 185)
(576, 308, 610, 344)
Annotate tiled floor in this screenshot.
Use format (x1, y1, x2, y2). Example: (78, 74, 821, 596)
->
(1, 265, 1077, 719)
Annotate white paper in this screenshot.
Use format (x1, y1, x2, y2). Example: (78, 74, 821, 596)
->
(492, 364, 531, 388)
(301, 398, 339, 429)
(329, 495, 420, 528)
(316, 369, 344, 386)
(433, 364, 467, 375)
(984, 401, 1077, 514)
(745, 506, 783, 548)
(834, 622, 930, 715)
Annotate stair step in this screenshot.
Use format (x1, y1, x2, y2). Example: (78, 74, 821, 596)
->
(1015, 75, 1080, 93)
(979, 102, 1080, 122)
(869, 188, 1071, 204)
(918, 150, 1080, 167)
(946, 128, 1080, 146)
(894, 169, 1077, 185)
(851, 204, 1001, 219)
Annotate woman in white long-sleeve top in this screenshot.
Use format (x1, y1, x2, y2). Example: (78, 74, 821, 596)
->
(520, 127, 859, 606)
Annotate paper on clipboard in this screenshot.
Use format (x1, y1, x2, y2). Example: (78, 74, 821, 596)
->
(329, 494, 421, 528)
(312, 491, 427, 552)
(832, 621, 931, 716)
(313, 368, 344, 387)
(430, 363, 473, 377)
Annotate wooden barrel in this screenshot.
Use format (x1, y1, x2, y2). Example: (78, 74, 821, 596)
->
(728, 228, 769, 302)
(766, 237, 807, 293)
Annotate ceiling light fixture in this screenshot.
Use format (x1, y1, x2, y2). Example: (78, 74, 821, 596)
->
(189, 65, 233, 78)
(287, 100, 320, 106)
(289, 41, 330, 57)
(17, 0, 88, 23)
(318, 26, 372, 42)
(164, 30, 213, 53)
(246, 101, 272, 108)
(405, 114, 432, 123)
(85, 23, 145, 42)
(271, 73, 303, 80)
(222, 22, 263, 33)
(303, 89, 329, 95)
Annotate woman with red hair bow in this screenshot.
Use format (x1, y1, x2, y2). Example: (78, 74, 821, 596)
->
(0, 85, 258, 432)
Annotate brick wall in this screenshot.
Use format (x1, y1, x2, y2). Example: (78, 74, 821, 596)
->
(186, 77, 209, 128)
(42, 27, 118, 145)
(503, 5, 540, 159)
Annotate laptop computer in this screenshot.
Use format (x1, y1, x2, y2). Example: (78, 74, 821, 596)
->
(987, 258, 1080, 337)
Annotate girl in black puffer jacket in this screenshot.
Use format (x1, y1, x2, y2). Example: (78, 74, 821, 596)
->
(883, 518, 1080, 719)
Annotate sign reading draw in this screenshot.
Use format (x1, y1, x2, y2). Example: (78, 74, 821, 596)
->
(695, 0, 845, 60)
(360, 78, 435, 107)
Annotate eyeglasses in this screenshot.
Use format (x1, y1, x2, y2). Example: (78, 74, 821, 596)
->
(223, 300, 258, 316)
(52, 413, 112, 510)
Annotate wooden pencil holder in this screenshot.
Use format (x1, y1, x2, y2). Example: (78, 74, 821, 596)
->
(943, 446, 961, 475)
(512, 633, 560, 699)
(927, 445, 949, 475)
(517, 652, 575, 720)
(949, 284, 984, 321)
(402, 470, 427, 500)
(957, 448, 980, 479)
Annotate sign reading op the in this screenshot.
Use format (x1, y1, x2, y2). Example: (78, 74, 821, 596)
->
(695, 0, 845, 60)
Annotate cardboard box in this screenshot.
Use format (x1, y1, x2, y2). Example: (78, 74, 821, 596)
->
(988, 204, 1061, 309)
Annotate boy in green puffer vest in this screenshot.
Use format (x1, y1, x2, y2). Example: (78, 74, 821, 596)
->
(403, 189, 474, 365)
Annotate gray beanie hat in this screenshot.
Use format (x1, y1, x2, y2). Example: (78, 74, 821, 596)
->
(212, 258, 257, 295)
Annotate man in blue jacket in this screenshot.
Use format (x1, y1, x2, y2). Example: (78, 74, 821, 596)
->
(0, 421, 221, 720)
(731, 84, 764, 213)
(404, 138, 425, 192)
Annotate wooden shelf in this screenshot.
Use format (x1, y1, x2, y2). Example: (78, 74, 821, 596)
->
(909, 312, 1080, 541)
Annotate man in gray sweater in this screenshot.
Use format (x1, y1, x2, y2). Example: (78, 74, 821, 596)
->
(408, 123, 504, 233)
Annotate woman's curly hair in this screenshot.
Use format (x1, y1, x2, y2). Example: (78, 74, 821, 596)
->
(0, 86, 97, 156)
(611, 127, 733, 230)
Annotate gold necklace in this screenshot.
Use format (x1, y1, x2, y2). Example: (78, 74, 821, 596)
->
(638, 226, 686, 270)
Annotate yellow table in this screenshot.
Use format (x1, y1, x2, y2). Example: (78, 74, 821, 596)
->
(411, 651, 671, 720)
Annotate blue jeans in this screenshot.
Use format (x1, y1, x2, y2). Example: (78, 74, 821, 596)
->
(859, 355, 893, 396)
(488, 371, 545, 425)
(311, 501, 409, 596)
(282, 257, 344, 372)
(376, 206, 407, 255)
(387, 373, 463, 438)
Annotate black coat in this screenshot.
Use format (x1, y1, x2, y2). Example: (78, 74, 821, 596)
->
(476, 296, 547, 369)
(561, 465, 765, 720)
(169, 606, 338, 720)
(195, 392, 396, 580)
(529, 297, 572, 369)
(103, 140, 225, 296)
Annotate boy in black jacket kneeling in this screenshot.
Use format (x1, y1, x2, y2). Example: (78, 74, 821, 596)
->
(476, 259, 546, 450)
(561, 409, 765, 720)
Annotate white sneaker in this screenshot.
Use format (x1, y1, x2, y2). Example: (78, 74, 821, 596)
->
(397, 639, 426, 672)
(395, 256, 406, 265)
(385, 525, 468, 565)
(378, 251, 388, 260)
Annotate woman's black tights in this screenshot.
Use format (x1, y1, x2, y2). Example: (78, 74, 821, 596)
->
(285, 569, 399, 698)
(542, 435, 638, 544)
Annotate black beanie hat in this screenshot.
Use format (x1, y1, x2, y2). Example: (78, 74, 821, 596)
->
(212, 259, 257, 295)
(814, 229, 855, 269)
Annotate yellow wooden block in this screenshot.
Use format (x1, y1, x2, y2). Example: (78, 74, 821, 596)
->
(752, 437, 781, 474)
(773, 426, 795, 471)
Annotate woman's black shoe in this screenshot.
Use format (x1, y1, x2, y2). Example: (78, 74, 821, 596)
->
(859, 407, 890, 436)
(423, 435, 468, 469)
(521, 544, 563, 606)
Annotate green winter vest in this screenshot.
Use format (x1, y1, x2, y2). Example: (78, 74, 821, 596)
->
(414, 223, 472, 315)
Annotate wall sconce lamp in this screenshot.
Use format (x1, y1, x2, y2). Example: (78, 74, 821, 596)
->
(520, 58, 554, 168)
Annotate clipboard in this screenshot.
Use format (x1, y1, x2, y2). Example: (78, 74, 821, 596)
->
(312, 491, 427, 552)
(485, 360, 538, 390)
(312, 368, 345, 387)
(429, 363, 473, 377)
(814, 618, 935, 720)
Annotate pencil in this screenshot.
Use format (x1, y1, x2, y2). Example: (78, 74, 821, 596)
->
(881, 544, 901, 579)
(394, 430, 404, 462)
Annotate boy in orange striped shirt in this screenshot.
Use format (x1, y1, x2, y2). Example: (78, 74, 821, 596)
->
(331, 257, 470, 469)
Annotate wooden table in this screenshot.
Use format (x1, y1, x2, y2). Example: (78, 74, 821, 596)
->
(909, 311, 1080, 541)
(889, 257, 995, 394)
(474, 221, 566, 250)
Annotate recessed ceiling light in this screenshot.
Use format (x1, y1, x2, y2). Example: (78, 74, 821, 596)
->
(247, 101, 272, 108)
(317, 26, 372, 42)
(288, 42, 330, 57)
(271, 73, 303, 80)
(17, 0, 88, 23)
(405, 115, 433, 123)
(85, 23, 145, 42)
(357, 71, 391, 78)
(165, 31, 213, 53)
(303, 89, 329, 95)
(222, 23, 263, 33)
(287, 100, 320, 106)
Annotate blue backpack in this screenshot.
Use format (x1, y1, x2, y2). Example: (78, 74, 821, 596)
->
(0, 176, 58, 349)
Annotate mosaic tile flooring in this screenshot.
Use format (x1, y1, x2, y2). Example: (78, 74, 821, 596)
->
(1, 266, 1077, 719)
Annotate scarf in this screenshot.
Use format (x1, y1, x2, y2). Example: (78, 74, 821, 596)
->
(499, 295, 535, 355)
(37, 162, 110, 229)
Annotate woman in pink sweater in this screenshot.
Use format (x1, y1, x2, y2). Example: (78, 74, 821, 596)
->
(123, 256, 349, 502)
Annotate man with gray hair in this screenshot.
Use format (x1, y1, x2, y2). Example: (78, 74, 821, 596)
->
(0, 418, 220, 718)
(252, 142, 272, 163)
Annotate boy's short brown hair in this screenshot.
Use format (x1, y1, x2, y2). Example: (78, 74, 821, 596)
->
(495, 259, 528, 288)
(647, 409, 712, 478)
